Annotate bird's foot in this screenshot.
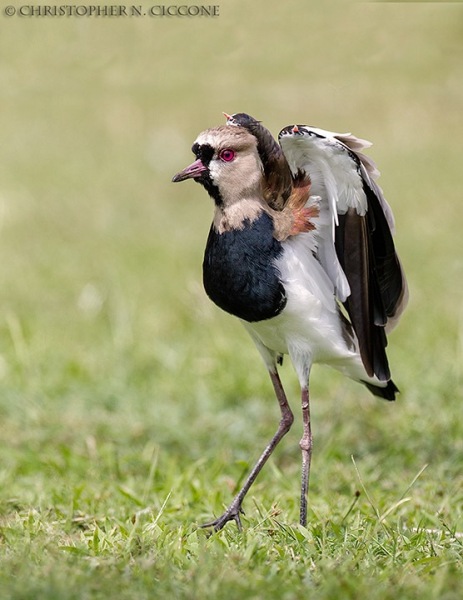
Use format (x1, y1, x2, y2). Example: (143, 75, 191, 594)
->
(200, 503, 245, 532)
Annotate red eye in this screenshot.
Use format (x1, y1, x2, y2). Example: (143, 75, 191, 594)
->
(219, 149, 235, 162)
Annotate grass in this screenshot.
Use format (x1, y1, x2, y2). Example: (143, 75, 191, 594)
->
(0, 0, 462, 597)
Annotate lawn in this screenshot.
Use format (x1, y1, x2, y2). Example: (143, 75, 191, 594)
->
(0, 1, 462, 598)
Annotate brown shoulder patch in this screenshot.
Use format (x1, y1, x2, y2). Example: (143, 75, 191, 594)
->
(271, 171, 318, 239)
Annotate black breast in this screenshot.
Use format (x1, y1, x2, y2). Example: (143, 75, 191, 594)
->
(203, 212, 287, 322)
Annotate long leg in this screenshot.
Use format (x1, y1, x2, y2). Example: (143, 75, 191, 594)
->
(299, 385, 312, 527)
(201, 369, 294, 532)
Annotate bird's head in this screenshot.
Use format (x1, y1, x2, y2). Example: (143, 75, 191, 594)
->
(172, 125, 264, 207)
(224, 112, 294, 211)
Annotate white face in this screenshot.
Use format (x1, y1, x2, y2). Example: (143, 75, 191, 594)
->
(194, 130, 242, 184)
(192, 127, 264, 205)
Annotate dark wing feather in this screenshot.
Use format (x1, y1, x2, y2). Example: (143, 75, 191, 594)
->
(335, 180, 406, 382)
(365, 182, 407, 321)
(336, 208, 386, 379)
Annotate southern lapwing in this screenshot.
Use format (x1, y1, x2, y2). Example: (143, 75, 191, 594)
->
(172, 113, 408, 531)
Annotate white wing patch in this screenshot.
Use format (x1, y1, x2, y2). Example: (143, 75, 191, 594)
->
(278, 125, 397, 301)
(328, 130, 396, 232)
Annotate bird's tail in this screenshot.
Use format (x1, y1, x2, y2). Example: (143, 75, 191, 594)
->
(363, 380, 398, 401)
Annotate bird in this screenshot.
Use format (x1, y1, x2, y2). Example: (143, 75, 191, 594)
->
(172, 112, 408, 532)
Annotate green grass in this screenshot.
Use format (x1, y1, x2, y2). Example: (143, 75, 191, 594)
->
(0, 0, 463, 598)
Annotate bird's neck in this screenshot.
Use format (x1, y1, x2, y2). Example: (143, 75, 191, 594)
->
(212, 197, 267, 234)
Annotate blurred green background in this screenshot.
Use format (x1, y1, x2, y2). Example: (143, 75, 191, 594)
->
(0, 0, 462, 597)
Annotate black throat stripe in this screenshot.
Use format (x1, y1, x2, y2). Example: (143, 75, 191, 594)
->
(192, 142, 223, 206)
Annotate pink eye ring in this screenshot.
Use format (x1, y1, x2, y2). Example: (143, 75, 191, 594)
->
(219, 149, 235, 162)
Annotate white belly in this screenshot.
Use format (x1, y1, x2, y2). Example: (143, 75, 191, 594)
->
(243, 285, 355, 364)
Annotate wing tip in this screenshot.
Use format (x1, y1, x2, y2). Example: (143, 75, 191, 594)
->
(363, 379, 399, 401)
